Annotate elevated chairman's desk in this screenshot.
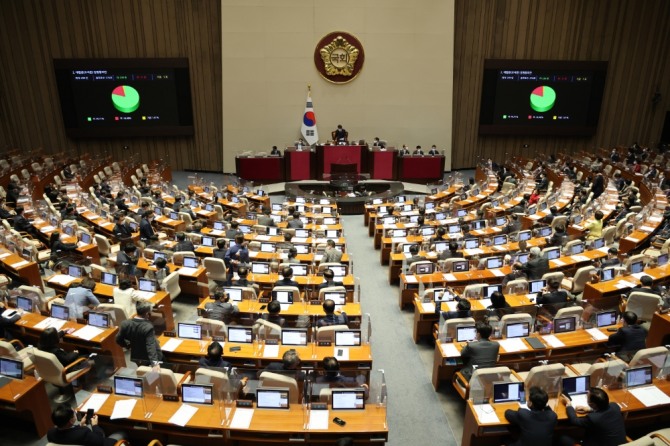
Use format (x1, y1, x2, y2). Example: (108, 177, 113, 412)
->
(462, 379, 670, 446)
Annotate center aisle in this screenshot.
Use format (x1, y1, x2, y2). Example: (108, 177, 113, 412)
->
(341, 214, 459, 446)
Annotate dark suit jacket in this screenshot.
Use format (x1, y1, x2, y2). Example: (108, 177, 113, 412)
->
(47, 425, 115, 446)
(521, 258, 549, 280)
(116, 318, 163, 363)
(566, 403, 627, 446)
(607, 324, 647, 355)
(439, 250, 463, 261)
(175, 240, 195, 252)
(139, 218, 155, 241)
(536, 290, 569, 305)
(257, 215, 275, 227)
(504, 407, 557, 446)
(459, 339, 500, 380)
(275, 278, 299, 287)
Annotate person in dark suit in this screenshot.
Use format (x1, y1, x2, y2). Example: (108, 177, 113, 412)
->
(428, 145, 440, 155)
(316, 299, 348, 327)
(398, 145, 410, 156)
(548, 224, 568, 248)
(439, 297, 472, 319)
(224, 234, 249, 280)
(334, 124, 347, 142)
(316, 356, 359, 384)
(504, 386, 557, 446)
(406, 244, 425, 266)
(174, 232, 195, 252)
(607, 311, 647, 361)
(115, 301, 163, 365)
(521, 247, 549, 280)
(199, 341, 232, 370)
(598, 247, 620, 268)
(559, 387, 627, 446)
(591, 173, 605, 200)
(459, 323, 500, 381)
(439, 242, 463, 260)
(232, 266, 255, 288)
(503, 214, 521, 234)
(270, 145, 281, 156)
(287, 210, 304, 229)
(139, 210, 156, 243)
(114, 191, 130, 213)
(541, 206, 560, 225)
(38, 327, 82, 368)
(632, 275, 663, 296)
(48, 404, 123, 446)
(413, 145, 424, 155)
(113, 213, 133, 241)
(264, 348, 304, 379)
(536, 279, 569, 305)
(212, 238, 228, 260)
(116, 243, 139, 277)
(275, 266, 299, 287)
(13, 206, 38, 237)
(262, 299, 286, 327)
(502, 262, 527, 287)
(318, 268, 344, 291)
(257, 206, 275, 227)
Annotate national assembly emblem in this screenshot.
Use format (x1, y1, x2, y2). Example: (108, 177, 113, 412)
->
(314, 32, 365, 84)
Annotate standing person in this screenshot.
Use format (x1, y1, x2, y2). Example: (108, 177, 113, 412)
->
(322, 239, 343, 263)
(459, 323, 499, 381)
(559, 388, 627, 446)
(224, 234, 249, 281)
(257, 207, 275, 227)
(144, 257, 171, 285)
(48, 404, 124, 446)
(212, 238, 228, 260)
(113, 278, 146, 319)
(116, 243, 139, 278)
(64, 278, 100, 319)
(115, 301, 163, 365)
(504, 387, 557, 446)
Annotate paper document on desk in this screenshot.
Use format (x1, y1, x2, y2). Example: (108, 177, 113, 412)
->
(614, 280, 636, 289)
(474, 404, 500, 424)
(178, 267, 199, 276)
(73, 325, 104, 341)
(442, 301, 458, 312)
(479, 299, 492, 308)
(209, 229, 223, 236)
(255, 235, 271, 241)
(169, 404, 198, 426)
(585, 328, 608, 341)
(263, 344, 280, 358)
(571, 393, 589, 408)
(630, 272, 648, 280)
(421, 303, 436, 313)
(80, 393, 109, 413)
(572, 255, 589, 262)
(499, 338, 528, 352)
(404, 275, 417, 284)
(597, 246, 610, 253)
(464, 248, 483, 256)
(489, 269, 504, 277)
(542, 335, 565, 348)
(110, 399, 137, 420)
(629, 386, 670, 407)
(229, 408, 254, 429)
(334, 347, 349, 360)
(443, 273, 457, 282)
(49, 274, 76, 286)
(308, 409, 330, 430)
(34, 318, 67, 331)
(247, 251, 258, 258)
(162, 338, 183, 352)
(553, 259, 566, 266)
(0, 252, 11, 259)
(626, 237, 640, 243)
(292, 237, 308, 243)
(40, 225, 56, 233)
(441, 343, 461, 357)
(639, 225, 655, 232)
(11, 260, 29, 268)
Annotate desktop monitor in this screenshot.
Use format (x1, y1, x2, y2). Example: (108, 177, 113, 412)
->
(545, 247, 561, 260)
(553, 316, 577, 334)
(529, 280, 546, 294)
(295, 229, 310, 238)
(572, 214, 583, 225)
(402, 204, 413, 212)
(486, 257, 503, 269)
(79, 232, 92, 245)
(434, 289, 455, 303)
(378, 206, 389, 215)
(538, 226, 552, 237)
(403, 243, 419, 254)
(625, 365, 653, 388)
(471, 220, 486, 230)
(227, 327, 253, 343)
(596, 311, 617, 328)
(490, 199, 500, 208)
(601, 268, 615, 282)
(485, 285, 502, 297)
(447, 224, 461, 234)
(495, 217, 507, 226)
(396, 195, 406, 203)
(281, 329, 308, 346)
(63, 225, 75, 236)
(16, 295, 33, 312)
(272, 290, 293, 304)
(383, 216, 397, 225)
(50, 303, 70, 321)
(658, 253, 669, 267)
(324, 291, 347, 306)
(153, 251, 168, 262)
(320, 199, 332, 205)
(322, 206, 333, 214)
(527, 206, 537, 216)
(493, 235, 507, 246)
(331, 388, 366, 410)
(392, 229, 408, 238)
(492, 381, 525, 403)
(201, 236, 215, 247)
(335, 330, 362, 346)
(415, 263, 434, 275)
(517, 230, 531, 242)
(452, 261, 469, 272)
(294, 244, 310, 254)
(68, 265, 84, 278)
(222, 287, 243, 302)
(238, 225, 251, 234)
(183, 257, 199, 268)
(435, 212, 447, 221)
(87, 311, 110, 328)
(181, 383, 214, 405)
(255, 189, 266, 197)
(129, 221, 139, 232)
(295, 197, 306, 204)
(329, 265, 347, 278)
(101, 272, 117, 286)
(630, 261, 644, 274)
(514, 253, 530, 264)
(433, 241, 448, 253)
(272, 203, 283, 211)
(591, 238, 605, 249)
(287, 264, 307, 277)
(0, 357, 23, 380)
(562, 375, 590, 396)
(505, 322, 530, 339)
(169, 211, 179, 220)
(114, 376, 144, 398)
(213, 221, 226, 231)
(246, 212, 257, 220)
(539, 201, 548, 211)
(465, 239, 480, 250)
(456, 325, 477, 342)
(268, 225, 279, 234)
(570, 243, 585, 255)
(326, 229, 339, 238)
(138, 278, 157, 292)
(457, 209, 467, 217)
(421, 226, 436, 237)
(256, 388, 290, 409)
(251, 262, 271, 275)
(205, 204, 214, 212)
(260, 242, 276, 253)
(178, 323, 203, 340)
(425, 202, 435, 210)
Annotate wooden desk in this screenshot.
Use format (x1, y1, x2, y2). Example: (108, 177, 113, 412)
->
(368, 147, 397, 180)
(0, 375, 52, 437)
(136, 258, 209, 299)
(0, 249, 43, 290)
(583, 262, 670, 301)
(461, 380, 670, 446)
(397, 155, 445, 183)
(316, 144, 368, 177)
(647, 312, 670, 347)
(236, 155, 285, 183)
(85, 392, 388, 446)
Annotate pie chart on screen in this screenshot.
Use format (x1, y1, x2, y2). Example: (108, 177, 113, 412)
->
(111, 85, 140, 113)
(530, 86, 556, 113)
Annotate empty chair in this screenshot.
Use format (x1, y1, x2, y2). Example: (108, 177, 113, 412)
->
(315, 324, 350, 342)
(462, 284, 486, 299)
(453, 366, 516, 400)
(625, 291, 662, 322)
(553, 305, 584, 321)
(96, 303, 129, 326)
(551, 215, 568, 230)
(136, 366, 191, 395)
(0, 339, 34, 371)
(179, 212, 193, 226)
(566, 357, 628, 385)
(625, 428, 670, 446)
(258, 371, 300, 404)
(541, 271, 565, 285)
(253, 318, 282, 341)
(195, 317, 227, 339)
(317, 285, 347, 302)
(194, 368, 239, 398)
(94, 234, 119, 260)
(172, 251, 196, 265)
(602, 226, 616, 246)
(628, 346, 669, 377)
(204, 257, 228, 287)
(18, 285, 49, 312)
(504, 278, 528, 295)
(561, 265, 595, 295)
(162, 271, 181, 301)
(408, 260, 434, 274)
(32, 349, 92, 403)
(625, 254, 648, 271)
(515, 363, 565, 390)
(104, 166, 114, 177)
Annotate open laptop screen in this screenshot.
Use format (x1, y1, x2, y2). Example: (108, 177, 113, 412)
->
(545, 247, 561, 260)
(183, 257, 199, 268)
(272, 290, 293, 304)
(331, 389, 366, 410)
(562, 375, 590, 396)
(68, 265, 83, 278)
(486, 257, 503, 269)
(505, 322, 530, 339)
(222, 287, 243, 302)
(251, 262, 270, 274)
(492, 381, 524, 403)
(335, 330, 362, 346)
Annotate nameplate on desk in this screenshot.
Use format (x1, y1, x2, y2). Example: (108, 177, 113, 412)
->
(259, 297, 270, 303)
(164, 331, 176, 337)
(310, 300, 321, 305)
(213, 336, 225, 342)
(311, 403, 327, 410)
(76, 318, 87, 325)
(236, 400, 253, 408)
(96, 385, 112, 393)
(318, 341, 332, 347)
(265, 339, 279, 345)
(357, 363, 371, 370)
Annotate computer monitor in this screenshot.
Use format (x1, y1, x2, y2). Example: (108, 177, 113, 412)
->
(452, 260, 469, 272)
(213, 221, 226, 231)
(415, 263, 434, 275)
(471, 220, 486, 230)
(545, 247, 561, 260)
(331, 388, 366, 410)
(294, 244, 310, 254)
(255, 189, 266, 197)
(378, 206, 389, 215)
(396, 195, 406, 203)
(99, 272, 117, 286)
(382, 216, 396, 225)
(256, 388, 290, 409)
(238, 225, 251, 234)
(295, 229, 310, 238)
(495, 217, 507, 226)
(335, 330, 362, 346)
(68, 265, 84, 278)
(434, 289, 455, 303)
(553, 316, 577, 334)
(63, 224, 75, 236)
(625, 365, 653, 388)
(183, 256, 199, 268)
(79, 232, 92, 245)
(457, 209, 467, 217)
(493, 235, 507, 246)
(492, 381, 525, 404)
(169, 211, 179, 220)
(562, 375, 590, 396)
(596, 311, 617, 328)
(201, 236, 215, 247)
(601, 268, 615, 282)
(251, 262, 270, 275)
(272, 290, 293, 304)
(281, 329, 308, 346)
(486, 257, 503, 269)
(0, 357, 23, 380)
(319, 198, 331, 205)
(514, 253, 529, 264)
(114, 376, 144, 398)
(178, 323, 203, 340)
(227, 327, 253, 343)
(421, 226, 436, 236)
(221, 287, 243, 302)
(87, 311, 110, 328)
(517, 230, 531, 242)
(402, 204, 413, 212)
(205, 204, 214, 212)
(433, 241, 448, 253)
(465, 239, 480, 249)
(538, 226, 552, 237)
(16, 295, 33, 312)
(153, 251, 167, 262)
(323, 291, 347, 306)
(447, 224, 461, 234)
(435, 212, 447, 221)
(591, 238, 605, 249)
(425, 202, 435, 210)
(658, 253, 669, 266)
(181, 383, 214, 405)
(129, 221, 139, 232)
(456, 325, 477, 342)
(485, 285, 502, 297)
(246, 212, 257, 220)
(505, 322, 530, 339)
(392, 229, 408, 238)
(527, 206, 537, 216)
(272, 203, 283, 211)
(570, 243, 585, 255)
(529, 279, 546, 294)
(138, 278, 157, 292)
(50, 303, 70, 321)
(260, 242, 276, 253)
(630, 261, 644, 274)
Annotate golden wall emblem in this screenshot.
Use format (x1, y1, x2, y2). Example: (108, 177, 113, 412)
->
(314, 32, 365, 84)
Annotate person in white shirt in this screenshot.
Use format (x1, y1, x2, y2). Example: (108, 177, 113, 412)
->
(113, 278, 147, 319)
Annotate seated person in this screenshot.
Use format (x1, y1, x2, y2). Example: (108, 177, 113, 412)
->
(64, 278, 100, 319)
(631, 275, 663, 297)
(316, 356, 359, 384)
(549, 224, 568, 247)
(536, 279, 569, 305)
(322, 239, 343, 263)
(598, 247, 620, 268)
(398, 145, 410, 156)
(520, 247, 549, 280)
(316, 299, 348, 327)
(504, 387, 557, 446)
(144, 256, 171, 286)
(270, 145, 281, 156)
(459, 322, 499, 381)
(428, 145, 440, 155)
(318, 268, 344, 291)
(112, 213, 133, 241)
(49, 231, 78, 263)
(275, 266, 299, 287)
(38, 327, 83, 368)
(212, 238, 228, 260)
(233, 266, 255, 288)
(205, 290, 239, 324)
(199, 341, 232, 369)
(413, 145, 424, 155)
(606, 311, 647, 361)
(502, 262, 527, 287)
(439, 241, 463, 260)
(48, 404, 124, 446)
(174, 232, 195, 252)
(264, 348, 305, 380)
(406, 244, 425, 266)
(439, 298, 471, 319)
(559, 387, 626, 446)
(262, 299, 286, 327)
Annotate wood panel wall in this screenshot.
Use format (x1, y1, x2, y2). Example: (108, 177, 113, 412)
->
(452, 0, 670, 169)
(0, 0, 221, 171)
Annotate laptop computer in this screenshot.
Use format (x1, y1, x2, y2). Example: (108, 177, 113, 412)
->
(323, 291, 347, 307)
(562, 375, 590, 407)
(114, 375, 144, 397)
(493, 235, 507, 246)
(201, 236, 215, 247)
(452, 260, 469, 272)
(465, 239, 480, 249)
(331, 388, 366, 410)
(181, 383, 214, 405)
(485, 285, 502, 297)
(256, 387, 290, 409)
(545, 247, 561, 260)
(492, 381, 525, 403)
(335, 330, 362, 346)
(517, 230, 531, 242)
